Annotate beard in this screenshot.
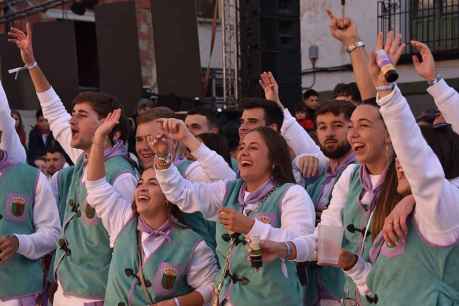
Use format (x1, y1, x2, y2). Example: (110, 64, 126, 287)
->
(321, 142, 352, 159)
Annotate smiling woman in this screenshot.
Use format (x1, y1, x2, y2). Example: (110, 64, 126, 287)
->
(84, 110, 218, 306)
(151, 119, 315, 306)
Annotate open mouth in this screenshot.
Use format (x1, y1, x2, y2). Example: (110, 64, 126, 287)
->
(136, 194, 150, 201)
(239, 160, 253, 168)
(352, 143, 365, 153)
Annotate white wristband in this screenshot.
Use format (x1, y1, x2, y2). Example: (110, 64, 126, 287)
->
(26, 62, 38, 69)
(174, 297, 181, 306)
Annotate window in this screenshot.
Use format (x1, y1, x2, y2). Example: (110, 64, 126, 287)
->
(196, 0, 219, 20)
(378, 0, 459, 57)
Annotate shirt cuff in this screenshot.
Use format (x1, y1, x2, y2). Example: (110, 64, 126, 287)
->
(344, 256, 372, 295)
(14, 234, 30, 258)
(85, 177, 110, 191)
(191, 143, 211, 160)
(427, 78, 449, 99)
(36, 86, 59, 103)
(247, 219, 269, 240)
(195, 285, 213, 304)
(376, 85, 399, 107)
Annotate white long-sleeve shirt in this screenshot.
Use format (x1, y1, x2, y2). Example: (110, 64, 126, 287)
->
(13, 171, 61, 260)
(183, 143, 236, 182)
(427, 79, 459, 134)
(85, 178, 218, 304)
(281, 109, 329, 169)
(0, 82, 27, 164)
(156, 165, 315, 243)
(341, 86, 459, 296)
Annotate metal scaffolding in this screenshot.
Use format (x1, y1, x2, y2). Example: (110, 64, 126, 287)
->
(220, 0, 240, 110)
(0, 0, 73, 24)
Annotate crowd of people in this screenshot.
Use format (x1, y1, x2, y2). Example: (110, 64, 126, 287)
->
(1, 8, 459, 306)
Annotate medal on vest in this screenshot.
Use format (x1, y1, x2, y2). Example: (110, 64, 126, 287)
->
(11, 196, 26, 217)
(161, 264, 177, 289)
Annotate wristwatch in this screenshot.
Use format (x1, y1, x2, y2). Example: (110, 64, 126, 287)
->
(346, 41, 365, 54)
(427, 74, 442, 86)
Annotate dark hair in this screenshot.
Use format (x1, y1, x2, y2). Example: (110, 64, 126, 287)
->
(333, 83, 352, 98)
(420, 125, 459, 180)
(294, 103, 308, 114)
(73, 91, 130, 143)
(187, 107, 219, 129)
(251, 127, 295, 185)
(348, 82, 362, 103)
(11, 110, 26, 146)
(315, 100, 356, 125)
(220, 120, 240, 152)
(240, 98, 284, 130)
(371, 157, 403, 241)
(45, 144, 66, 156)
(197, 133, 232, 167)
(35, 109, 44, 120)
(136, 106, 175, 125)
(303, 89, 319, 100)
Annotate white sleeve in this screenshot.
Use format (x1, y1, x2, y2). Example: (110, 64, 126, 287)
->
(86, 178, 133, 247)
(319, 164, 357, 227)
(378, 86, 459, 246)
(186, 241, 219, 304)
(50, 171, 60, 200)
(0, 82, 27, 163)
(36, 87, 83, 163)
(293, 153, 329, 180)
(15, 173, 61, 260)
(111, 172, 138, 203)
(292, 165, 356, 262)
(155, 165, 227, 221)
(247, 184, 315, 243)
(344, 256, 373, 296)
(427, 79, 459, 134)
(281, 109, 328, 164)
(190, 143, 236, 181)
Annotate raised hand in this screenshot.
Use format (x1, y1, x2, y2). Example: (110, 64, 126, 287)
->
(259, 71, 281, 105)
(94, 109, 122, 144)
(326, 9, 359, 46)
(159, 118, 193, 142)
(368, 31, 406, 87)
(8, 23, 36, 66)
(411, 40, 437, 82)
(297, 155, 320, 178)
(148, 134, 172, 159)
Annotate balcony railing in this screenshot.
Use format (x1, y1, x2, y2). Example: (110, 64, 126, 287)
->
(377, 0, 459, 60)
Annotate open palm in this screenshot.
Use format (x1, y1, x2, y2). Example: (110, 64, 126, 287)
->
(8, 23, 35, 66)
(94, 109, 122, 141)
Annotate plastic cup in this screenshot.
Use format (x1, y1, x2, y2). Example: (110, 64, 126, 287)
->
(317, 224, 344, 266)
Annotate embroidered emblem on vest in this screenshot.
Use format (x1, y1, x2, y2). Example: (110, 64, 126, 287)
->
(161, 264, 177, 290)
(11, 196, 26, 217)
(85, 204, 96, 219)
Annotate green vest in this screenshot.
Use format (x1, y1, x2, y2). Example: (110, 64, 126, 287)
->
(215, 180, 302, 306)
(367, 220, 459, 306)
(55, 155, 136, 299)
(230, 158, 238, 172)
(0, 163, 43, 299)
(105, 219, 199, 305)
(56, 166, 75, 224)
(304, 172, 346, 305)
(175, 162, 217, 251)
(341, 165, 372, 306)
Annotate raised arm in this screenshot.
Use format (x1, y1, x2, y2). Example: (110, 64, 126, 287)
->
(326, 10, 379, 101)
(370, 35, 459, 246)
(85, 109, 133, 244)
(0, 80, 27, 163)
(8, 24, 82, 162)
(259, 72, 328, 164)
(411, 40, 459, 134)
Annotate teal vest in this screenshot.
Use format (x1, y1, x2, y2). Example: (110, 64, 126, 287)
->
(175, 163, 217, 251)
(105, 219, 199, 305)
(56, 166, 75, 224)
(367, 220, 459, 306)
(0, 163, 43, 299)
(55, 155, 136, 299)
(341, 165, 372, 306)
(230, 158, 238, 172)
(215, 180, 302, 306)
(304, 171, 346, 305)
